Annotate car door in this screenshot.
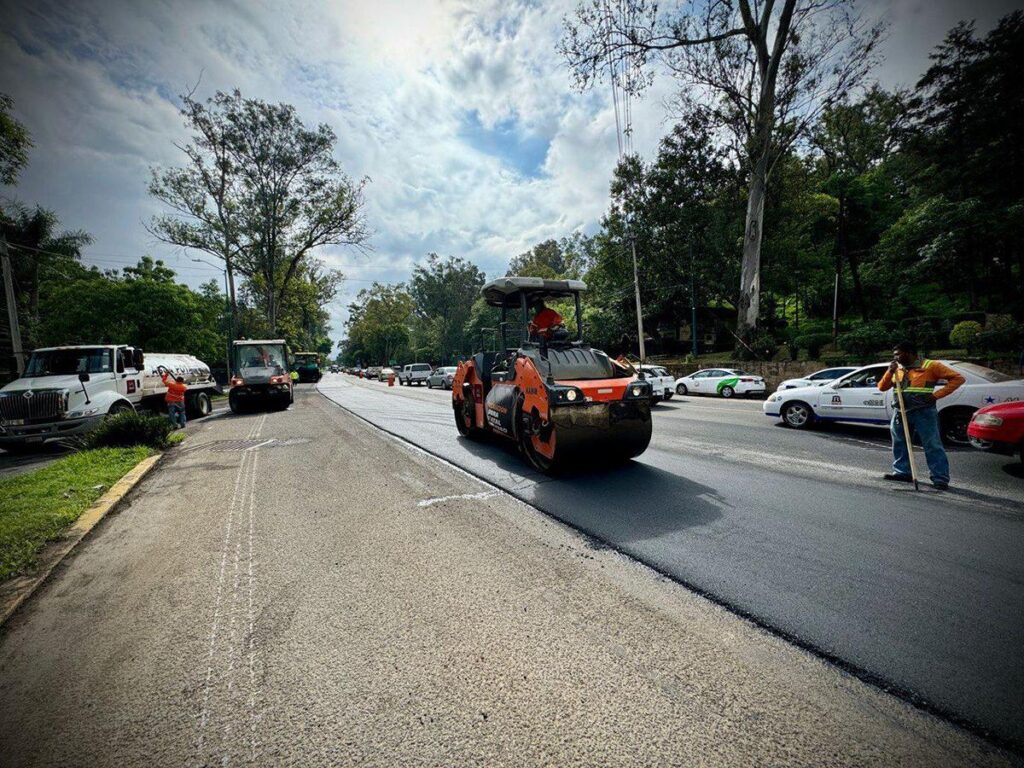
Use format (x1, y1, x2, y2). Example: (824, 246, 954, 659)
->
(689, 370, 711, 392)
(817, 365, 889, 424)
(114, 347, 144, 403)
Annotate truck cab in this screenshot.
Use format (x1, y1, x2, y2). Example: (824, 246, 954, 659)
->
(292, 352, 322, 383)
(229, 340, 293, 413)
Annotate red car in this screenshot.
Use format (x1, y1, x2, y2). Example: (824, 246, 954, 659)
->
(967, 400, 1024, 462)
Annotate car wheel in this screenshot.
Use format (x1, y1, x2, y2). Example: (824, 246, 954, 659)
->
(940, 407, 975, 446)
(720, 385, 735, 398)
(676, 383, 688, 395)
(781, 401, 814, 429)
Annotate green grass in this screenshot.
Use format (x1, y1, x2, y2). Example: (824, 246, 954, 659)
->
(0, 447, 153, 581)
(167, 431, 186, 446)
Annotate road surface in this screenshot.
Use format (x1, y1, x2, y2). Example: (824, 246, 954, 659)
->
(318, 373, 1024, 750)
(1, 385, 1017, 766)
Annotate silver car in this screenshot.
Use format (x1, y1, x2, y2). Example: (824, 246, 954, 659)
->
(426, 366, 458, 389)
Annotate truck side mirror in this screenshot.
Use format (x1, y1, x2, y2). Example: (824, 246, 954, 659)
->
(78, 372, 91, 383)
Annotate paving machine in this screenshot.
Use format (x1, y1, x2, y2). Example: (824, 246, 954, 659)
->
(293, 352, 322, 383)
(451, 277, 653, 472)
(229, 339, 293, 413)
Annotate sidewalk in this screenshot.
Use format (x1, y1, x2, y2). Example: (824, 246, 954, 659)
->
(0, 388, 1014, 767)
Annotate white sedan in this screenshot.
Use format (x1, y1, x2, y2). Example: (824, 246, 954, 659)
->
(776, 367, 857, 391)
(763, 360, 1024, 444)
(674, 368, 767, 398)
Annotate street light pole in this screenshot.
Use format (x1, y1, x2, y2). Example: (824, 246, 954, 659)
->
(192, 258, 233, 381)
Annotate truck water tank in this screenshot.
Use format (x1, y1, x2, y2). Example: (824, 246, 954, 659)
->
(143, 353, 214, 386)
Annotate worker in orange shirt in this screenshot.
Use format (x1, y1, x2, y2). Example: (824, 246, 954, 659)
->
(878, 341, 965, 489)
(529, 302, 564, 341)
(159, 366, 189, 429)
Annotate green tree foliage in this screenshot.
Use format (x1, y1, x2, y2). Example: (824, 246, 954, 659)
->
(408, 254, 485, 362)
(35, 257, 226, 363)
(342, 283, 415, 366)
(0, 93, 31, 185)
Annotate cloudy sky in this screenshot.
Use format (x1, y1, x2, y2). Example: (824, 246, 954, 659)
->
(0, 0, 1019, 343)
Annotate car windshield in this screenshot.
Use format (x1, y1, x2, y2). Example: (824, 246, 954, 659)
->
(954, 362, 1014, 383)
(413, 364, 431, 371)
(24, 348, 113, 377)
(444, 367, 457, 374)
(731, 370, 752, 376)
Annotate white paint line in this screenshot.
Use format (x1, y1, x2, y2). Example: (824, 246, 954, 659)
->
(195, 448, 251, 762)
(245, 439, 275, 452)
(418, 490, 500, 507)
(247, 450, 260, 762)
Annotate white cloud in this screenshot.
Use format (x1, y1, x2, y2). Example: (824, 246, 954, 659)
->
(1, 0, 1012, 343)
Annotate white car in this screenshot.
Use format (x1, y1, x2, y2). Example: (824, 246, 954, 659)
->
(763, 360, 1024, 444)
(776, 367, 857, 391)
(637, 365, 675, 402)
(674, 368, 767, 398)
(399, 363, 432, 386)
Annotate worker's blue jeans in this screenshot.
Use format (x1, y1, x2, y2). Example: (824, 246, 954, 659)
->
(168, 402, 186, 429)
(891, 407, 949, 484)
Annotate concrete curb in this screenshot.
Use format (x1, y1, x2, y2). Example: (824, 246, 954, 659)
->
(0, 452, 164, 628)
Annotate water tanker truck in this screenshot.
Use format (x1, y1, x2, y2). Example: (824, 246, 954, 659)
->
(0, 344, 220, 451)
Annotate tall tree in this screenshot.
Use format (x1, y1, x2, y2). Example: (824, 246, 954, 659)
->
(408, 254, 486, 362)
(561, 0, 883, 337)
(150, 90, 370, 333)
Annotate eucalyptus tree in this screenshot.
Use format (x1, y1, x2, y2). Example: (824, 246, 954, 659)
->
(560, 0, 884, 337)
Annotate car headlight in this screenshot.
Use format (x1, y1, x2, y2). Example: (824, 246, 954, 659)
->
(767, 394, 780, 403)
(972, 414, 1003, 427)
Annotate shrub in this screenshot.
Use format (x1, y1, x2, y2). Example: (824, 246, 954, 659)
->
(949, 320, 983, 351)
(793, 333, 832, 358)
(837, 322, 891, 360)
(735, 331, 779, 361)
(977, 317, 1022, 353)
(820, 351, 850, 366)
(85, 411, 174, 450)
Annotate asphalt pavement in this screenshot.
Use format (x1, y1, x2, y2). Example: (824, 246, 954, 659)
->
(318, 373, 1024, 750)
(1, 384, 1018, 766)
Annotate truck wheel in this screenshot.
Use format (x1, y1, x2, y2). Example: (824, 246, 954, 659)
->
(188, 391, 213, 418)
(229, 390, 245, 414)
(781, 402, 814, 429)
(107, 401, 134, 417)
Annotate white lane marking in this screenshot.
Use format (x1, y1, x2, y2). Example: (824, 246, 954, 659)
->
(245, 438, 275, 452)
(196, 414, 264, 764)
(246, 450, 260, 762)
(418, 490, 500, 507)
(195, 449, 250, 760)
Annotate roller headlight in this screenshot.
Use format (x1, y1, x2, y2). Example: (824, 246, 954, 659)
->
(631, 386, 642, 397)
(566, 389, 578, 402)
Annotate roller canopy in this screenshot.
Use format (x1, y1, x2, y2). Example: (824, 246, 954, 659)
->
(481, 277, 587, 308)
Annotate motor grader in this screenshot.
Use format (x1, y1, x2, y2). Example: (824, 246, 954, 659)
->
(451, 277, 652, 472)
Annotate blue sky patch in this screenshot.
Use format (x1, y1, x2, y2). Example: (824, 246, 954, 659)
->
(458, 110, 549, 179)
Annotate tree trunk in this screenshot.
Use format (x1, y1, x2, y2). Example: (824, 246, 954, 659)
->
(737, 154, 769, 336)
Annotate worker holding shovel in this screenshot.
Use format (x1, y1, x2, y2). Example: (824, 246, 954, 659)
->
(878, 341, 964, 490)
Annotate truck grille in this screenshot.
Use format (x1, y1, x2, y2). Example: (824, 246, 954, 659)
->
(0, 390, 67, 422)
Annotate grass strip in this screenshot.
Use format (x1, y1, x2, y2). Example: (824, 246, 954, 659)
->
(0, 447, 153, 581)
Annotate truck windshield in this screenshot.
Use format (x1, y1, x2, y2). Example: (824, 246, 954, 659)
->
(237, 345, 287, 373)
(24, 348, 113, 377)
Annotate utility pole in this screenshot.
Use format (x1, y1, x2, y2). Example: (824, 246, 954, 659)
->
(631, 236, 645, 362)
(1, 234, 25, 376)
(689, 240, 698, 358)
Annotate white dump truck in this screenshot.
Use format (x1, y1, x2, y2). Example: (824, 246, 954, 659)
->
(0, 344, 220, 451)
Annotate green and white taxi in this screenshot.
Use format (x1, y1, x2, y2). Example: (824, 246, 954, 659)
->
(763, 360, 1024, 444)
(674, 368, 767, 398)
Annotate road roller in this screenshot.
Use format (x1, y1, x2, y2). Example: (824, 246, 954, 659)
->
(451, 277, 653, 472)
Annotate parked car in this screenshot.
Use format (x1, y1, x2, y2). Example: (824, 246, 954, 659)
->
(967, 400, 1024, 462)
(427, 366, 458, 389)
(674, 368, 767, 398)
(763, 360, 1024, 444)
(400, 363, 432, 386)
(364, 366, 382, 380)
(637, 365, 675, 402)
(378, 367, 396, 382)
(776, 367, 857, 391)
